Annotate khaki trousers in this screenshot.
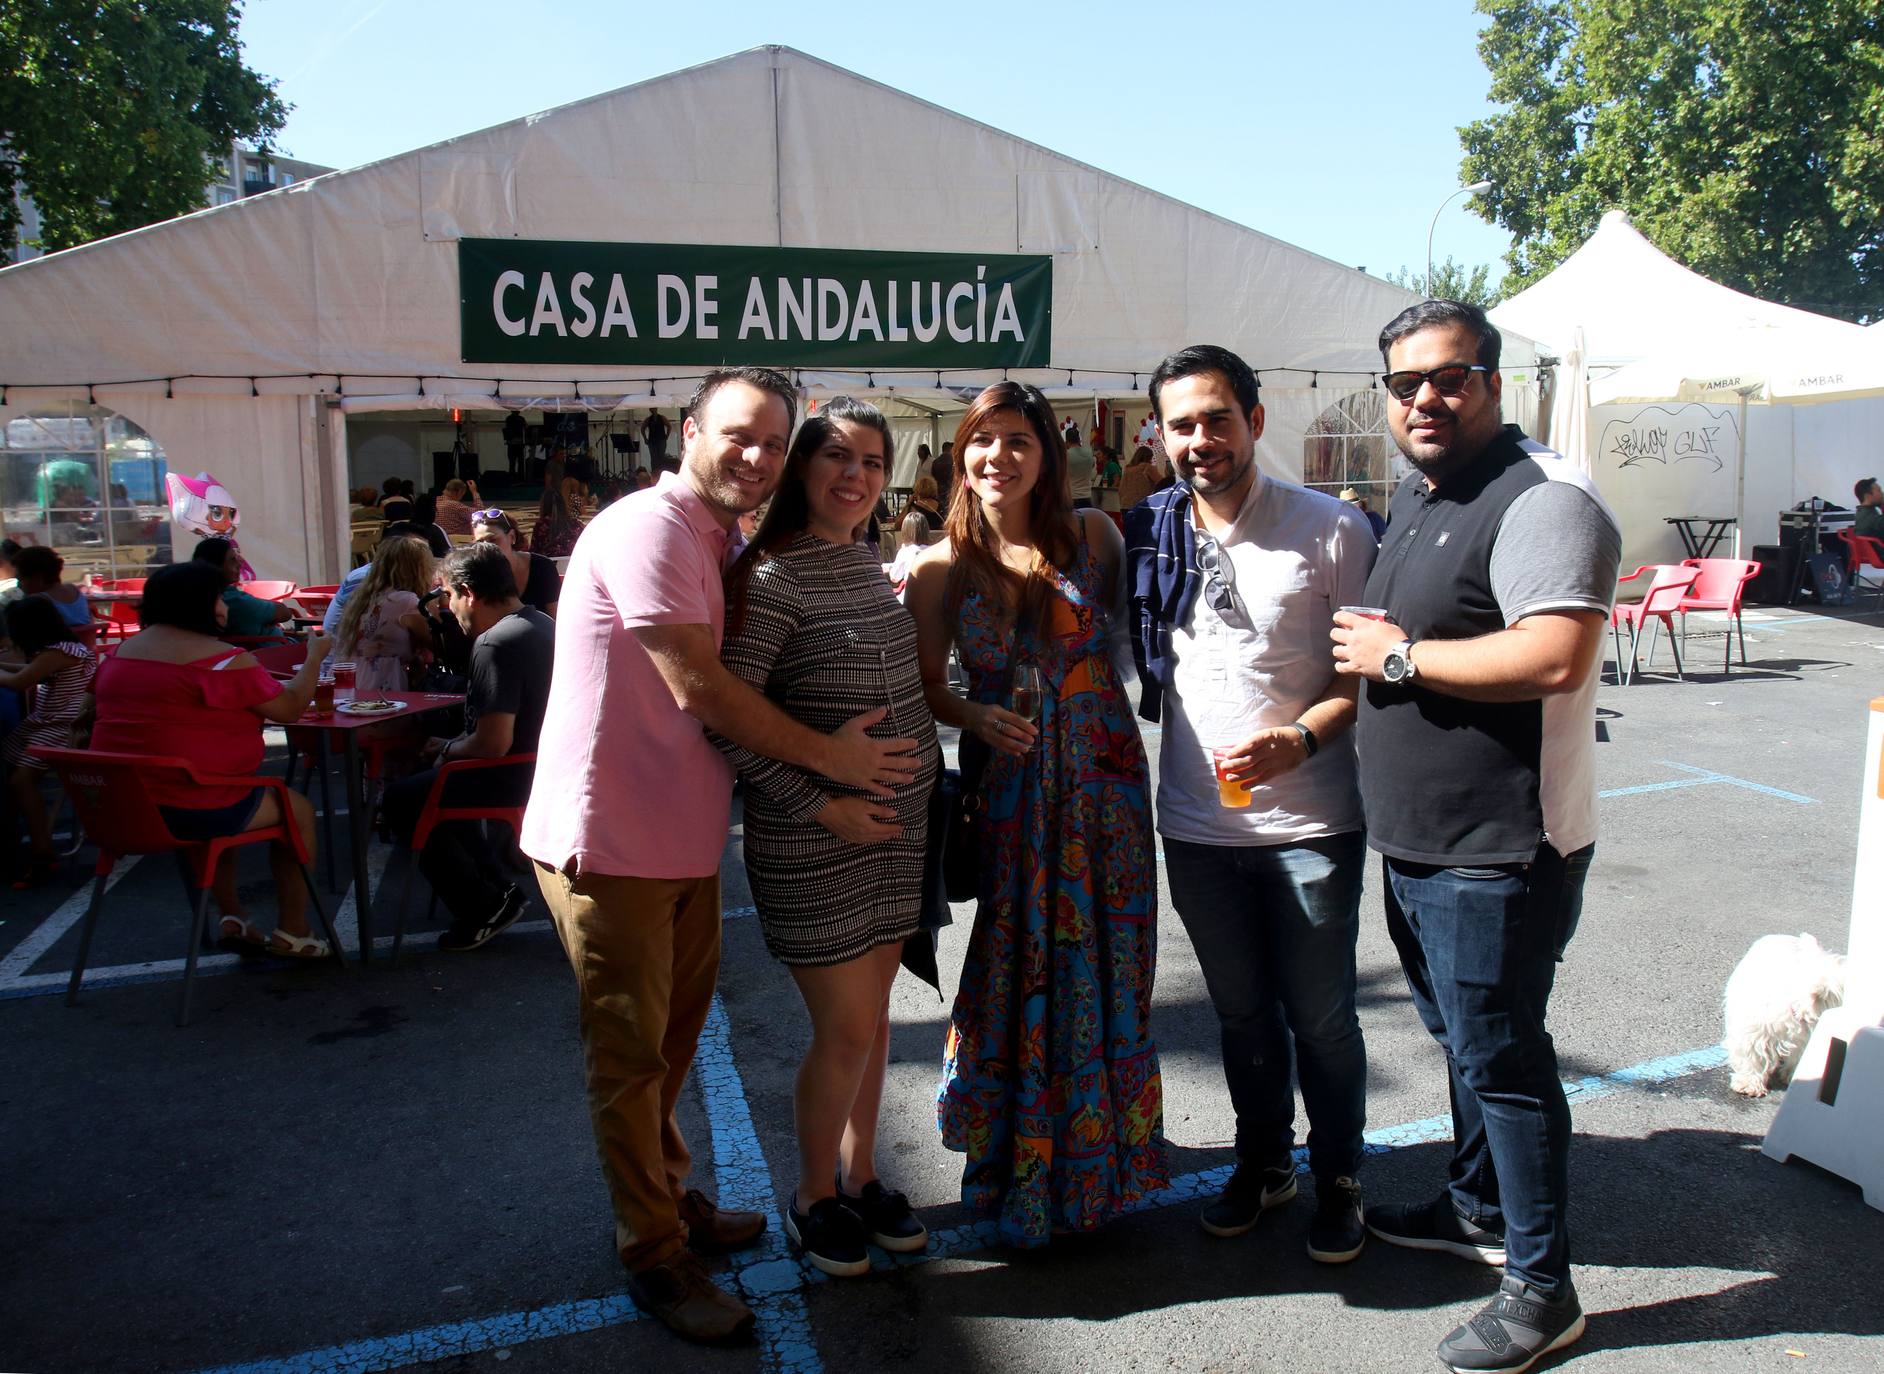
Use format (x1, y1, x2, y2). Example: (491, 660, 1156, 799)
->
(534, 863, 722, 1270)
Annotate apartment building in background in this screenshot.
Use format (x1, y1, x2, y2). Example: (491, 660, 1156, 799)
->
(6, 143, 335, 265)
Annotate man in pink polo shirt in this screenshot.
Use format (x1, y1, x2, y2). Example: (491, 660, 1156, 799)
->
(523, 366, 916, 1347)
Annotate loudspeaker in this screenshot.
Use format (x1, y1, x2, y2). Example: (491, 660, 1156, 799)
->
(1746, 544, 1797, 604)
(431, 451, 455, 491)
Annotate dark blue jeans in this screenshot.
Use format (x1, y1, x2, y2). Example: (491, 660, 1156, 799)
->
(1165, 831, 1367, 1181)
(1383, 841, 1593, 1295)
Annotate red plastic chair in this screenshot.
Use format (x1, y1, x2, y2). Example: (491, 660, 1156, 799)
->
(246, 643, 313, 678)
(391, 753, 536, 960)
(93, 577, 147, 594)
(237, 580, 299, 602)
(1610, 565, 1701, 685)
(1677, 557, 1761, 672)
(1837, 530, 1884, 609)
(95, 599, 143, 643)
(28, 748, 346, 1026)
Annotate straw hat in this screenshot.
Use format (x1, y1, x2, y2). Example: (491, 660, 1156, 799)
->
(1337, 487, 1362, 503)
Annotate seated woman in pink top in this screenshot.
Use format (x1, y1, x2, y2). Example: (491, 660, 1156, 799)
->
(334, 534, 435, 694)
(90, 561, 336, 958)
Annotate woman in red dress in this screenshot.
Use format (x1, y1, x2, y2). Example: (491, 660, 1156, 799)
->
(91, 561, 335, 957)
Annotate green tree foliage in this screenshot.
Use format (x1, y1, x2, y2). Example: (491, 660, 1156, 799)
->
(1462, 0, 1884, 320)
(0, 1, 287, 257)
(1385, 258, 1502, 308)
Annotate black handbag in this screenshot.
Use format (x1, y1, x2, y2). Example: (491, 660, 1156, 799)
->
(941, 732, 990, 903)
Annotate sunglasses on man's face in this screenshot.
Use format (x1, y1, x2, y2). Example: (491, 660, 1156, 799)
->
(1381, 364, 1489, 403)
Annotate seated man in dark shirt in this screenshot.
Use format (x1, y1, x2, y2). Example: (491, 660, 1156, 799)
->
(1854, 477, 1884, 542)
(381, 541, 556, 951)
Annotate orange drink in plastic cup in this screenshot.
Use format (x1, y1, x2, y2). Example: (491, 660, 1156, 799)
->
(1213, 747, 1252, 809)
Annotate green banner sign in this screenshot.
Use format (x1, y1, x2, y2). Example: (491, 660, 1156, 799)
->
(459, 239, 1053, 369)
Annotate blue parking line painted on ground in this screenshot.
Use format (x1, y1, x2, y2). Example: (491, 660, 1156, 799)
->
(1656, 760, 1818, 805)
(193, 1293, 645, 1374)
(694, 995, 824, 1374)
(1598, 764, 1818, 806)
(188, 1038, 1728, 1374)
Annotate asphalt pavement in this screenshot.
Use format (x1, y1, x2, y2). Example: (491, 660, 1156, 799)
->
(3, 600, 1882, 1374)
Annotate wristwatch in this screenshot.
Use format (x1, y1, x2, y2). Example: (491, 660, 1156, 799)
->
(1382, 639, 1418, 684)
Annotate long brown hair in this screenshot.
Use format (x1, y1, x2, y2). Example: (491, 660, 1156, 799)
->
(941, 381, 1077, 642)
(724, 396, 895, 636)
(337, 536, 434, 656)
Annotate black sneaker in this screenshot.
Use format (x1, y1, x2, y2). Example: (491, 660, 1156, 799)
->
(1366, 1193, 1506, 1266)
(437, 884, 526, 952)
(1200, 1159, 1298, 1237)
(1306, 1175, 1366, 1264)
(1437, 1275, 1585, 1374)
(837, 1177, 928, 1253)
(783, 1194, 871, 1278)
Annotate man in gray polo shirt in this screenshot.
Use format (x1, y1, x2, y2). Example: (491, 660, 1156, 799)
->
(1334, 300, 1620, 1374)
(1125, 344, 1377, 1265)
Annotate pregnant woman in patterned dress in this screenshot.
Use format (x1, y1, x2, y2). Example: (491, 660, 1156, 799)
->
(907, 382, 1169, 1248)
(717, 398, 941, 1278)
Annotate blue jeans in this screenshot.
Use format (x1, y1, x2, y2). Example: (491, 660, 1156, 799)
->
(1383, 841, 1593, 1295)
(1164, 831, 1367, 1181)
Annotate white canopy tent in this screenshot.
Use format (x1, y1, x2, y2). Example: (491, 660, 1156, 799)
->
(1490, 211, 1875, 567)
(0, 45, 1541, 582)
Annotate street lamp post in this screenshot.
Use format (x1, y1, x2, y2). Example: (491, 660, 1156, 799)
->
(1426, 180, 1494, 298)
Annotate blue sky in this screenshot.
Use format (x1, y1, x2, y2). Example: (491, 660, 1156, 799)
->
(239, 0, 1513, 285)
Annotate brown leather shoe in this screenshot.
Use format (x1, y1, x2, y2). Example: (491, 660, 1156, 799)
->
(624, 1250, 755, 1347)
(678, 1187, 767, 1254)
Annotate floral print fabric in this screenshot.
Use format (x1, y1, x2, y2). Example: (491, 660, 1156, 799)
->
(937, 537, 1169, 1246)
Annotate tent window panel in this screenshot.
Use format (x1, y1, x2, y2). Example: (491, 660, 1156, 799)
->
(2, 404, 172, 581)
(1302, 391, 1399, 509)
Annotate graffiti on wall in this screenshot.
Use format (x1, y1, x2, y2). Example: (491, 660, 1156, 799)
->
(1598, 404, 1740, 473)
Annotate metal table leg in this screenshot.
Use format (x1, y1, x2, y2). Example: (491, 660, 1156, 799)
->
(343, 731, 373, 963)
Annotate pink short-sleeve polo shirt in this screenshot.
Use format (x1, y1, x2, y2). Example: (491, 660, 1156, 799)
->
(521, 471, 737, 878)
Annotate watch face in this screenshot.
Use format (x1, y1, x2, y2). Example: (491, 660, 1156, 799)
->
(1384, 651, 1408, 683)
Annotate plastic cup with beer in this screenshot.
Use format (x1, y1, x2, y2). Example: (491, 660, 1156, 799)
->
(331, 660, 356, 701)
(1212, 746, 1253, 809)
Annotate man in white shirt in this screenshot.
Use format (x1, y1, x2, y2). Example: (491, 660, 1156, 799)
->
(1124, 344, 1377, 1265)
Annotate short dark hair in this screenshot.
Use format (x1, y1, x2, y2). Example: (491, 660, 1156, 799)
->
(1148, 345, 1262, 421)
(1378, 299, 1502, 371)
(192, 536, 234, 567)
(684, 367, 798, 435)
(382, 476, 402, 496)
(5, 594, 71, 655)
(442, 540, 519, 601)
(1856, 477, 1879, 502)
(412, 492, 438, 523)
(0, 537, 22, 566)
(12, 545, 63, 582)
(138, 560, 226, 635)
(380, 520, 425, 545)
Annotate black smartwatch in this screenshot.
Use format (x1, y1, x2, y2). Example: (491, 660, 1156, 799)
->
(1290, 722, 1318, 758)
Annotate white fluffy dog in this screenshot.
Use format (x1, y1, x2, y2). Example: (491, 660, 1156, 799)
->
(1724, 933, 1846, 1096)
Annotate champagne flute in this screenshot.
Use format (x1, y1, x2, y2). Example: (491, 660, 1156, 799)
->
(1011, 663, 1044, 729)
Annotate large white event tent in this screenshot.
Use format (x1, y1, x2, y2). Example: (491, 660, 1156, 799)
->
(1490, 210, 1876, 566)
(0, 45, 1543, 583)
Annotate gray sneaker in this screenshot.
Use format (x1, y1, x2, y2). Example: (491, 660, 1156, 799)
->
(1437, 1275, 1585, 1374)
(1200, 1160, 1298, 1237)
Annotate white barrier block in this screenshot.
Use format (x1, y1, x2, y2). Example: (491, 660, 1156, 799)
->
(1762, 698, 1884, 1208)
